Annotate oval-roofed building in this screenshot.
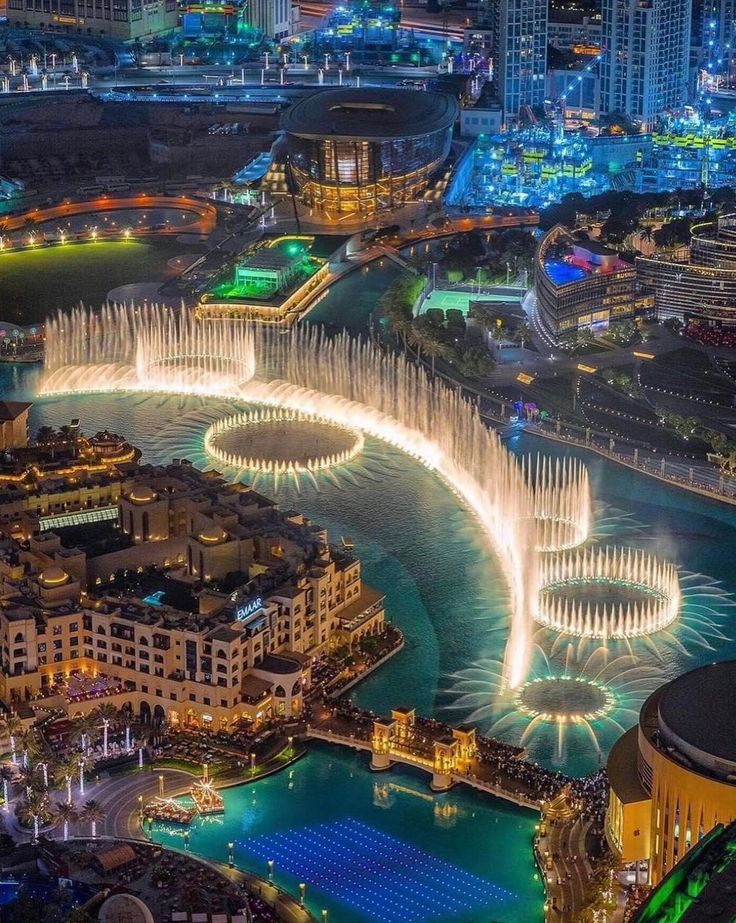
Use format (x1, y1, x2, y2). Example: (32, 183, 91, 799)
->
(281, 87, 458, 216)
(607, 661, 736, 886)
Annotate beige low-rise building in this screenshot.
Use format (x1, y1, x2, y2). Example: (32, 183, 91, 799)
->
(0, 459, 385, 732)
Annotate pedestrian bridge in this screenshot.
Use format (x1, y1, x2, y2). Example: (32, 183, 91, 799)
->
(306, 707, 541, 812)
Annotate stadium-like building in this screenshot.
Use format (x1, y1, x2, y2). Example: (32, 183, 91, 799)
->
(607, 661, 736, 887)
(281, 87, 458, 216)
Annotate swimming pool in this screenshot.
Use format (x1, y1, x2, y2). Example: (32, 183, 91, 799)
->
(544, 259, 588, 285)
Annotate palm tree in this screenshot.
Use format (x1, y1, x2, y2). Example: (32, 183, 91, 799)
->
(391, 312, 413, 354)
(53, 756, 80, 803)
(4, 714, 23, 763)
(94, 703, 119, 757)
(17, 790, 48, 842)
(16, 729, 38, 768)
(422, 336, 446, 376)
(55, 800, 78, 842)
(71, 712, 100, 753)
(0, 764, 14, 808)
(81, 799, 106, 837)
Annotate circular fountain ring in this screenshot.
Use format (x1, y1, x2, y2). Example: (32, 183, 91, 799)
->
(204, 407, 364, 474)
(516, 676, 614, 722)
(536, 546, 680, 639)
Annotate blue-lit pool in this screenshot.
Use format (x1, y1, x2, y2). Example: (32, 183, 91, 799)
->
(151, 745, 544, 923)
(544, 259, 588, 285)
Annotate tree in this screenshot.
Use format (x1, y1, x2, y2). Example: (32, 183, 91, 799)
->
(80, 799, 106, 837)
(71, 712, 100, 752)
(94, 703, 119, 757)
(512, 322, 532, 349)
(16, 789, 49, 841)
(55, 800, 78, 842)
(422, 335, 446, 376)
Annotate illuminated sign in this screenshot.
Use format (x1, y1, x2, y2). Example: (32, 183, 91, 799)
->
(236, 596, 263, 621)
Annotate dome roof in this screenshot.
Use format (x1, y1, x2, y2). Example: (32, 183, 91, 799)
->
(198, 524, 227, 544)
(129, 485, 156, 504)
(99, 894, 154, 923)
(39, 566, 69, 588)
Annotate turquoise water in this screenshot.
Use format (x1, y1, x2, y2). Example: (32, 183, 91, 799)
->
(151, 745, 545, 923)
(3, 362, 736, 777)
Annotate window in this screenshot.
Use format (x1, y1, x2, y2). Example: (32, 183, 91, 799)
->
(70, 637, 78, 646)
(53, 625, 63, 636)
(96, 639, 107, 649)
(53, 640, 63, 650)
(54, 652, 63, 663)
(38, 643, 47, 653)
(70, 622, 78, 632)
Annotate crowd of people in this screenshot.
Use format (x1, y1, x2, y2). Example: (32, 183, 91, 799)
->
(685, 323, 736, 349)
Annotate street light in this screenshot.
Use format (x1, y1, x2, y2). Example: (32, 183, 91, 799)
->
(228, 841, 234, 867)
(267, 858, 274, 881)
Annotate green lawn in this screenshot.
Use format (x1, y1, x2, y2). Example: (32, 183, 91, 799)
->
(0, 240, 191, 325)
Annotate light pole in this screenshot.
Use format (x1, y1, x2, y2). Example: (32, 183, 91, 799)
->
(268, 858, 274, 881)
(228, 841, 234, 867)
(158, 773, 164, 797)
(299, 882, 306, 906)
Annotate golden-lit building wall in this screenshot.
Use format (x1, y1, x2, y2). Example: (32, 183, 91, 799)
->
(639, 725, 736, 883)
(287, 129, 453, 216)
(607, 703, 736, 886)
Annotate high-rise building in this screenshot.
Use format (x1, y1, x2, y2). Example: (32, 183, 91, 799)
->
(247, 0, 298, 40)
(701, 0, 736, 83)
(493, 0, 548, 123)
(601, 0, 692, 126)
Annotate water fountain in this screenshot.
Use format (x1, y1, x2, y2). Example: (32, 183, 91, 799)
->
(40, 304, 575, 688)
(522, 454, 591, 552)
(41, 303, 256, 397)
(536, 546, 681, 639)
(204, 407, 365, 475)
(445, 644, 669, 766)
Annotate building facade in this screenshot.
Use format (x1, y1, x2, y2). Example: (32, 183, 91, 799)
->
(5, 0, 177, 40)
(636, 214, 736, 326)
(0, 456, 385, 730)
(600, 0, 692, 126)
(282, 88, 458, 217)
(247, 0, 298, 40)
(536, 225, 637, 337)
(606, 661, 736, 886)
(493, 0, 548, 122)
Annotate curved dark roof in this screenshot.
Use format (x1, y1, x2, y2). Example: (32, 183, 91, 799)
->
(281, 88, 458, 141)
(658, 661, 736, 764)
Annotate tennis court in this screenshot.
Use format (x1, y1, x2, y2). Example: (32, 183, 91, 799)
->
(420, 288, 521, 316)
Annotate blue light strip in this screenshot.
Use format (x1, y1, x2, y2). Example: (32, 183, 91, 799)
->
(241, 817, 514, 922)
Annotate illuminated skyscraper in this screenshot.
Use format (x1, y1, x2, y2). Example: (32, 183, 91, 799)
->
(493, 0, 548, 123)
(701, 0, 736, 83)
(601, 0, 692, 126)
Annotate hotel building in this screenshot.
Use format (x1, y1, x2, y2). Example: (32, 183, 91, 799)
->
(535, 225, 637, 338)
(0, 442, 385, 731)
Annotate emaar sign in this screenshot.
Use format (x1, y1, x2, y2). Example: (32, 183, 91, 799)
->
(236, 596, 263, 621)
